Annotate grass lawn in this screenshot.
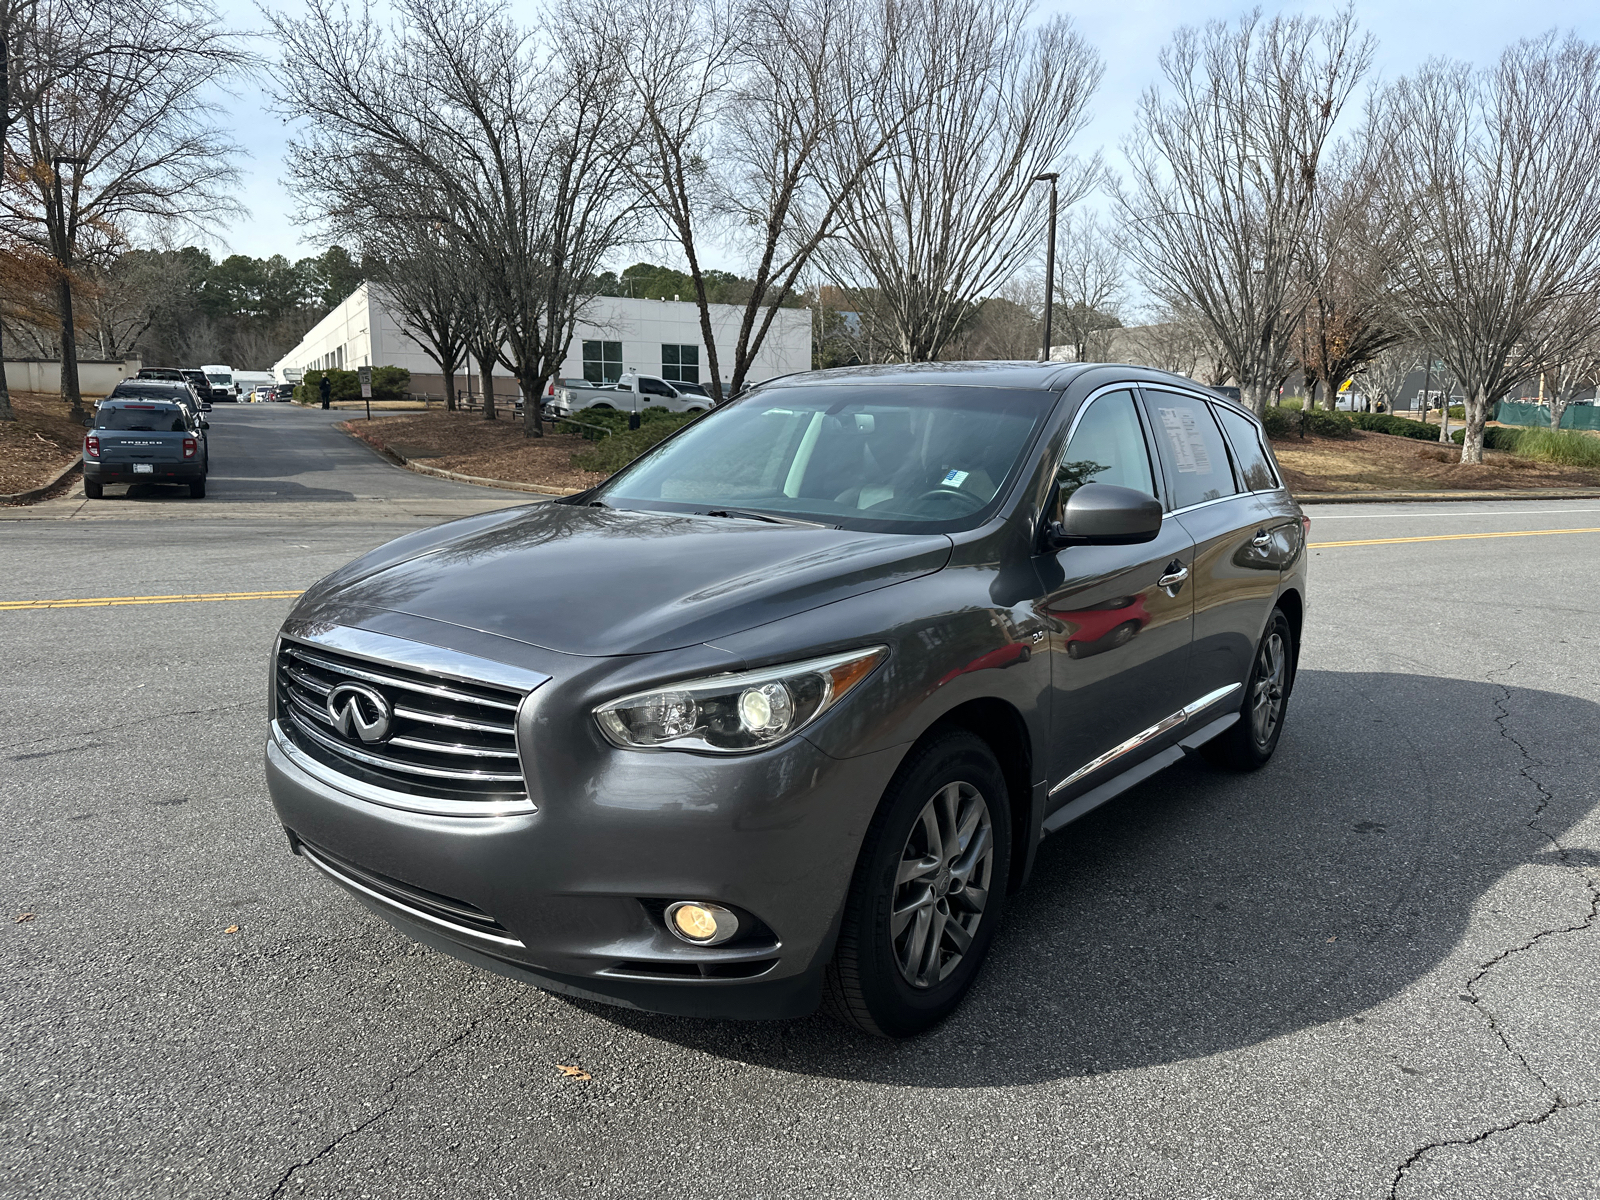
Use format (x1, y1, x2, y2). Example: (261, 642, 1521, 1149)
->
(1, 391, 88, 498)
(1271, 428, 1600, 493)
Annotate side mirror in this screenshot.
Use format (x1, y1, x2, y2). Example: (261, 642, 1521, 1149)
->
(1046, 483, 1163, 550)
(200, 420, 211, 429)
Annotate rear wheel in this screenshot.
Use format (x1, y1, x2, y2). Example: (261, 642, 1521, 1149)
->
(83, 479, 103, 499)
(823, 730, 1010, 1037)
(1203, 608, 1293, 770)
(189, 478, 206, 499)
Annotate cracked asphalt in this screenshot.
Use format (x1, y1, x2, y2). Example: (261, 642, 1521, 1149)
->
(2, 405, 1597, 1198)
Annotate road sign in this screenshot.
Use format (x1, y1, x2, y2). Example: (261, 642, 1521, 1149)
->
(358, 365, 373, 420)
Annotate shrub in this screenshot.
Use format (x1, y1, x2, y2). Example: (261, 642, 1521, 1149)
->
(1448, 427, 1525, 451)
(1349, 413, 1439, 441)
(1301, 408, 1353, 437)
(294, 366, 410, 405)
(571, 420, 689, 474)
(1276, 397, 1305, 412)
(1448, 404, 1465, 420)
(558, 405, 689, 442)
(1448, 425, 1600, 465)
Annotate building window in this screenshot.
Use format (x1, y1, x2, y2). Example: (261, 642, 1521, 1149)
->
(661, 344, 699, 384)
(582, 340, 623, 384)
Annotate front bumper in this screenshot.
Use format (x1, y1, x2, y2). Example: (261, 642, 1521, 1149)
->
(264, 714, 905, 1020)
(84, 461, 204, 483)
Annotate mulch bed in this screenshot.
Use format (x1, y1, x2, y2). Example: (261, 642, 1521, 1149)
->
(1, 390, 88, 498)
(343, 409, 608, 492)
(1270, 428, 1600, 493)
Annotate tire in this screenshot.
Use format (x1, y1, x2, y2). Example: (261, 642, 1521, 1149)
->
(189, 479, 207, 499)
(83, 479, 103, 499)
(1202, 607, 1294, 770)
(823, 730, 1011, 1037)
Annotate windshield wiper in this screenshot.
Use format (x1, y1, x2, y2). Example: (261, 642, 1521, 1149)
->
(703, 507, 835, 529)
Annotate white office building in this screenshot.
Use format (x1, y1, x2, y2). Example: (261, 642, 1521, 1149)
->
(273, 283, 812, 399)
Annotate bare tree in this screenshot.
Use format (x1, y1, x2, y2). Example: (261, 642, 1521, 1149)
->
(363, 223, 474, 412)
(1372, 34, 1600, 463)
(1538, 301, 1600, 431)
(1053, 210, 1123, 363)
(1118, 303, 1227, 383)
(594, 0, 903, 400)
(942, 275, 1042, 360)
(1, 0, 243, 417)
(1114, 8, 1374, 416)
(824, 0, 1101, 363)
(1359, 344, 1420, 415)
(272, 0, 640, 436)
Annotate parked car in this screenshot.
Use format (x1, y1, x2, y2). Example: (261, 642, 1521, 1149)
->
(107, 379, 211, 427)
(179, 370, 216, 408)
(135, 368, 185, 381)
(547, 372, 710, 418)
(272, 383, 296, 402)
(83, 398, 209, 498)
(264, 362, 1306, 1036)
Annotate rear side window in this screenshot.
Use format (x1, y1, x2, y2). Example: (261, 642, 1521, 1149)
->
(1058, 390, 1156, 501)
(1143, 390, 1239, 509)
(1213, 405, 1279, 491)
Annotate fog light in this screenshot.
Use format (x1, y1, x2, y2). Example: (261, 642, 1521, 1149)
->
(666, 901, 739, 945)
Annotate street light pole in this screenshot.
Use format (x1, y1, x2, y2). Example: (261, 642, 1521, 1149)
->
(52, 155, 90, 419)
(1033, 173, 1059, 363)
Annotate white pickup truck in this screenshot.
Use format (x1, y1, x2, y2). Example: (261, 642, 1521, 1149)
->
(546, 373, 712, 420)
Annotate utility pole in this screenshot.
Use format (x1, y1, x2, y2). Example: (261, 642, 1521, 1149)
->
(52, 155, 90, 420)
(1033, 173, 1059, 363)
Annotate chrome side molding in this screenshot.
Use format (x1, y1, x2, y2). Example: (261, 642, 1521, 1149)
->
(1050, 681, 1241, 796)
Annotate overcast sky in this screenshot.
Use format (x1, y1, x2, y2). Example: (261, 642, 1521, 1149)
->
(210, 0, 1599, 267)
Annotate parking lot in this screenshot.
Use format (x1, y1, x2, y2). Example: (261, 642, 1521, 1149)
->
(2, 403, 1596, 1198)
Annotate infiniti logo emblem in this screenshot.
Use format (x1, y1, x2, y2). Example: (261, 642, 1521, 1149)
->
(326, 682, 393, 743)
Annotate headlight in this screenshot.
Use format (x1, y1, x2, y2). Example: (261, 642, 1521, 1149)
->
(594, 647, 887, 753)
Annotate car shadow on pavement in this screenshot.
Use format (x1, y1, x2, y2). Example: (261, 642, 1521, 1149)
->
(96, 480, 358, 502)
(568, 670, 1599, 1086)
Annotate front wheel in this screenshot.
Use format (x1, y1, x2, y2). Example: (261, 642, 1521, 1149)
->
(823, 730, 1010, 1037)
(1203, 608, 1294, 770)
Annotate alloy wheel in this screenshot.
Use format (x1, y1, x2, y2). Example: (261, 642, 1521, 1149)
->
(891, 781, 994, 989)
(1251, 631, 1288, 748)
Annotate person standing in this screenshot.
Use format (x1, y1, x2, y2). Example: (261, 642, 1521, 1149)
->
(319, 373, 332, 410)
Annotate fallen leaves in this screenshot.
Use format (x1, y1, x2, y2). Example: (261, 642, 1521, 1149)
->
(1325, 935, 1337, 943)
(555, 1065, 591, 1081)
(224, 925, 240, 935)
(16, 912, 36, 923)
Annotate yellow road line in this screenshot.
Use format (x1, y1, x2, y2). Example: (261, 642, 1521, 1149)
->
(4, 525, 1597, 608)
(1310, 526, 1600, 549)
(0, 589, 304, 611)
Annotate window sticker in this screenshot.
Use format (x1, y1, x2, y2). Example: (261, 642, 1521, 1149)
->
(1157, 407, 1214, 476)
(940, 469, 970, 488)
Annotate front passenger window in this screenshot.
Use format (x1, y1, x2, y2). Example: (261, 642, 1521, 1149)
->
(1058, 390, 1156, 501)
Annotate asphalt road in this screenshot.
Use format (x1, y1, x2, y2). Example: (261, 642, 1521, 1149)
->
(2, 409, 1596, 1198)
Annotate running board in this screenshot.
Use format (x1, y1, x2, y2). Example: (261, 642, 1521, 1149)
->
(1041, 746, 1183, 836)
(1040, 712, 1240, 837)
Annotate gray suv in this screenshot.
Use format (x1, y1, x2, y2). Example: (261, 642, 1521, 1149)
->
(264, 362, 1307, 1036)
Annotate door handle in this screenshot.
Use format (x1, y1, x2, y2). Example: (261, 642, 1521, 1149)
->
(1157, 565, 1189, 589)
(1251, 529, 1272, 547)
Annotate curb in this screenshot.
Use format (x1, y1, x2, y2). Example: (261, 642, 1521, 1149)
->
(0, 457, 82, 505)
(339, 422, 581, 497)
(1295, 488, 1600, 504)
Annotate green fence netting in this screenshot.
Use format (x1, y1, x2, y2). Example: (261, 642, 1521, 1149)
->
(1494, 400, 1600, 431)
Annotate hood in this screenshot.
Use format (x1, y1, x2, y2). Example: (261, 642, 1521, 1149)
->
(298, 503, 952, 657)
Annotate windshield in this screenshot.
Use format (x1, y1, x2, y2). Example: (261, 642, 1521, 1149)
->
(593, 384, 1057, 532)
(97, 405, 187, 431)
(206, 374, 230, 385)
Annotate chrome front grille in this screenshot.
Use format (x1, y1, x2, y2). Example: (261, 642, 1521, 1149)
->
(276, 639, 529, 806)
